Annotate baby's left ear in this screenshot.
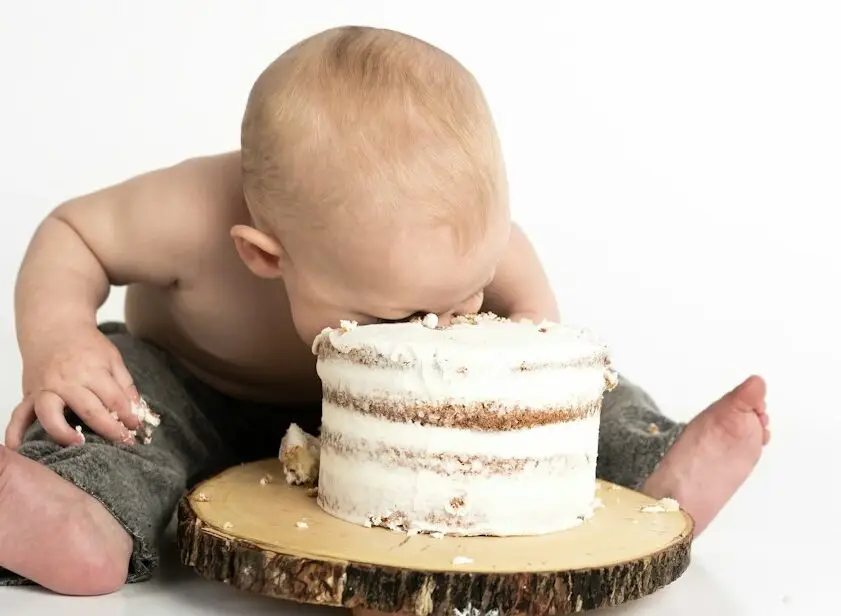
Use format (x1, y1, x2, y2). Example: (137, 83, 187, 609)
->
(230, 224, 286, 278)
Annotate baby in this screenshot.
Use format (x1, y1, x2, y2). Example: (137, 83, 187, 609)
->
(0, 25, 768, 605)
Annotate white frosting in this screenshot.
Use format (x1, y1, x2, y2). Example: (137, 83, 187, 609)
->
(313, 314, 609, 372)
(312, 314, 616, 537)
(421, 313, 439, 329)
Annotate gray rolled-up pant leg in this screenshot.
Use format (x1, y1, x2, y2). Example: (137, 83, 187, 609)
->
(596, 374, 686, 491)
(0, 323, 232, 586)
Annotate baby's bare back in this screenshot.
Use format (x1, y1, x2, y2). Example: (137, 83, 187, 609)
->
(127, 153, 321, 402)
(60, 152, 320, 403)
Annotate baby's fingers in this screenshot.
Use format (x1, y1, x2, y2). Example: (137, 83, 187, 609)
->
(109, 356, 139, 406)
(88, 369, 141, 431)
(4, 397, 36, 449)
(33, 390, 83, 447)
(55, 386, 134, 445)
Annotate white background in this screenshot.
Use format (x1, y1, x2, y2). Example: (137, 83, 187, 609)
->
(0, 1, 838, 615)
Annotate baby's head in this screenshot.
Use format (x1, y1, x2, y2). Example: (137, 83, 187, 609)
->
(232, 26, 510, 344)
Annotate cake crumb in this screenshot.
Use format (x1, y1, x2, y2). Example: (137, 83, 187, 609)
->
(366, 509, 409, 532)
(133, 400, 160, 427)
(129, 397, 160, 444)
(452, 556, 473, 565)
(445, 495, 467, 516)
(296, 520, 309, 529)
(603, 367, 619, 391)
(421, 313, 439, 329)
(279, 423, 321, 486)
(259, 473, 274, 486)
(647, 423, 659, 434)
(339, 319, 357, 333)
(194, 492, 210, 502)
(75, 425, 85, 444)
(641, 497, 680, 513)
(222, 522, 233, 530)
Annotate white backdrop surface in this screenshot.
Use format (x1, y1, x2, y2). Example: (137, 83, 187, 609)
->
(0, 2, 838, 615)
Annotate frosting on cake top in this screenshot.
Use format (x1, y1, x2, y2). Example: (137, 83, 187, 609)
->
(312, 313, 610, 370)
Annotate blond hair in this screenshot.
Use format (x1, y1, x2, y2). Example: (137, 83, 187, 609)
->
(241, 26, 507, 251)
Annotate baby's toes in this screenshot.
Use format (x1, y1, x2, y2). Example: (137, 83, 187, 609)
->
(762, 423, 772, 445)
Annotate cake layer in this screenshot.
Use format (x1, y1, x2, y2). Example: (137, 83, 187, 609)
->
(320, 427, 587, 476)
(321, 401, 600, 458)
(317, 359, 609, 411)
(317, 446, 598, 536)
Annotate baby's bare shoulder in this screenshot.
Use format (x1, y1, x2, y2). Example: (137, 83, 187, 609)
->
(54, 151, 245, 287)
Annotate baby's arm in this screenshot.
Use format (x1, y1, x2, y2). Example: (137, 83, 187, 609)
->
(17, 157, 224, 341)
(482, 223, 560, 323)
(10, 154, 233, 446)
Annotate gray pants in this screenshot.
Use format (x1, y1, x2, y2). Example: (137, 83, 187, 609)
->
(0, 323, 684, 586)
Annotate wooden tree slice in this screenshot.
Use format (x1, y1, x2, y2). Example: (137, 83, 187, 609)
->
(177, 459, 693, 615)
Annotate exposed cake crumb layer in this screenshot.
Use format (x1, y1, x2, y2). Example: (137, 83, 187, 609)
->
(323, 388, 600, 430)
(321, 402, 600, 459)
(319, 427, 593, 477)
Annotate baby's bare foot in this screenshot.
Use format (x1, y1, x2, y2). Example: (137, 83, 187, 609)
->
(0, 444, 132, 595)
(642, 375, 768, 536)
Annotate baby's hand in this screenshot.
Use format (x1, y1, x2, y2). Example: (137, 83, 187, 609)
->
(5, 327, 142, 448)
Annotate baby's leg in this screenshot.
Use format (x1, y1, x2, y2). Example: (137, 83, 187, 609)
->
(0, 323, 233, 594)
(598, 374, 768, 536)
(596, 375, 686, 490)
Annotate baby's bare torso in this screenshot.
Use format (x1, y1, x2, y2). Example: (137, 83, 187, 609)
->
(122, 153, 321, 404)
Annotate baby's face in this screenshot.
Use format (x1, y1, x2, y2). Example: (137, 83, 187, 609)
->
(281, 219, 510, 346)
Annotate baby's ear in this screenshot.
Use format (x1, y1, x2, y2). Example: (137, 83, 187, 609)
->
(230, 224, 286, 278)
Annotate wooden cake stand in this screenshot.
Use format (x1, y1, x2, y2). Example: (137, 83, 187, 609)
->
(177, 459, 693, 615)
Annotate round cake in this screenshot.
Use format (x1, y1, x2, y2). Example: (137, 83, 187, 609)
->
(310, 313, 618, 537)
